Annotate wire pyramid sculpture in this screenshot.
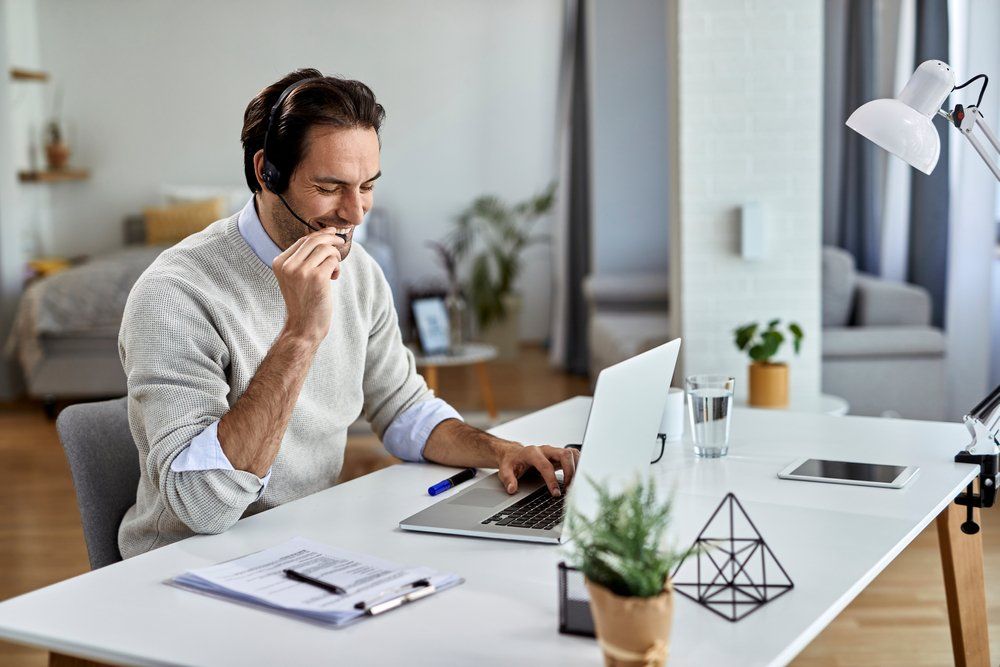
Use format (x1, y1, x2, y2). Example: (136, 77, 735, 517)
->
(671, 493, 793, 622)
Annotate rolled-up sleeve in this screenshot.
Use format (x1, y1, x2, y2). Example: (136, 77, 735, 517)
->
(171, 420, 272, 497)
(382, 398, 463, 461)
(121, 273, 266, 535)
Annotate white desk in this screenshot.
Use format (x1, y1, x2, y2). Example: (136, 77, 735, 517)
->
(0, 398, 988, 666)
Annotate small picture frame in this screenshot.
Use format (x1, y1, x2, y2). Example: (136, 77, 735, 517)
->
(411, 296, 451, 355)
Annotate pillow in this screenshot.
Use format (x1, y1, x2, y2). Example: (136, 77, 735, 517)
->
(144, 198, 225, 245)
(161, 184, 249, 216)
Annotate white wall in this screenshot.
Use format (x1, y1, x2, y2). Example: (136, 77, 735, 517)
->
(589, 0, 670, 275)
(669, 0, 823, 401)
(0, 0, 49, 399)
(34, 0, 562, 341)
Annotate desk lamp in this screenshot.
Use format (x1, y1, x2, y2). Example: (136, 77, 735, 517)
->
(847, 59, 1000, 182)
(848, 60, 1000, 533)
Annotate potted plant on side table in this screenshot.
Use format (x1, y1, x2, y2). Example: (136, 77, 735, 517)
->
(733, 319, 804, 408)
(447, 183, 555, 360)
(566, 478, 687, 667)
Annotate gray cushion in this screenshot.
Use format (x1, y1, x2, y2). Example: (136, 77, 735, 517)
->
(822, 326, 946, 359)
(822, 246, 857, 327)
(56, 397, 138, 569)
(853, 275, 931, 326)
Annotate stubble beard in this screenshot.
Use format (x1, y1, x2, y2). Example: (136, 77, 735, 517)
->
(267, 196, 353, 260)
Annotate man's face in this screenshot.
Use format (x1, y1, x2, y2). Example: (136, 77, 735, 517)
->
(259, 125, 381, 257)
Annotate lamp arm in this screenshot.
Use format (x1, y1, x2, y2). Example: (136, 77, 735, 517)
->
(945, 105, 1000, 182)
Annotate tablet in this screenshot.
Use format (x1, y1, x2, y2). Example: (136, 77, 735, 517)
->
(777, 458, 919, 489)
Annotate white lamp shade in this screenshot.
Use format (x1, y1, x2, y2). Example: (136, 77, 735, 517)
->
(846, 98, 940, 175)
(846, 60, 955, 175)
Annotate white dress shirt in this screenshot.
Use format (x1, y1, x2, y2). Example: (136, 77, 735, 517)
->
(170, 197, 462, 490)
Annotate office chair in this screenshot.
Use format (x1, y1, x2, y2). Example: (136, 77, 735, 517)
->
(56, 397, 139, 570)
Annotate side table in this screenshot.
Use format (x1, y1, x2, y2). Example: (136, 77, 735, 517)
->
(409, 342, 500, 419)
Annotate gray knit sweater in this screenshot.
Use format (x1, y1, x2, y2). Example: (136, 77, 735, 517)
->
(117, 213, 431, 558)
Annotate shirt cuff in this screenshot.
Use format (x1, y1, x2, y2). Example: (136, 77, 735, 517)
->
(382, 398, 463, 462)
(170, 419, 272, 497)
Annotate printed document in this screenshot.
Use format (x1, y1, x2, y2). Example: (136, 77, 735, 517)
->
(172, 537, 462, 626)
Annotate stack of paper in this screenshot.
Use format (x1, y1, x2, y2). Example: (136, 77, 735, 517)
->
(172, 537, 462, 627)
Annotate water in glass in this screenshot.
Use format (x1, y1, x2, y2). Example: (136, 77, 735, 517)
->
(685, 375, 735, 458)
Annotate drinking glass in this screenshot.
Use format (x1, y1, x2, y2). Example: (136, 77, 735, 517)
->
(685, 375, 735, 458)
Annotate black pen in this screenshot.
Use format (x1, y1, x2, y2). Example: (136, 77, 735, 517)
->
(283, 568, 346, 595)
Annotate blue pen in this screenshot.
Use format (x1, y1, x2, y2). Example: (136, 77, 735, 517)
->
(428, 468, 477, 496)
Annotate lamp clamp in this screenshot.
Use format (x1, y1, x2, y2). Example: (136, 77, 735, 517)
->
(952, 449, 998, 535)
(952, 387, 1000, 535)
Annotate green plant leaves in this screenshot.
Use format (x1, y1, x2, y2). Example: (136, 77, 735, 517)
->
(445, 183, 557, 329)
(734, 323, 757, 351)
(735, 319, 804, 362)
(565, 477, 687, 598)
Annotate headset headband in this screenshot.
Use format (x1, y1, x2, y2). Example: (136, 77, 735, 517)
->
(261, 76, 323, 192)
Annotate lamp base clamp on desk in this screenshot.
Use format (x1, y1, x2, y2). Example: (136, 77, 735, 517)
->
(953, 384, 1000, 535)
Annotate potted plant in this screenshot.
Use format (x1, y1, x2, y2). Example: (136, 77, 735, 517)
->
(45, 86, 70, 170)
(566, 478, 686, 667)
(447, 183, 555, 359)
(733, 319, 804, 408)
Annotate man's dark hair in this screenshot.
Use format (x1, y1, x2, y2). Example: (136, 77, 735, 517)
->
(241, 68, 385, 193)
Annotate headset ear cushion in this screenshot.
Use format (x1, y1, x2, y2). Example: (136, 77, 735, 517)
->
(262, 161, 281, 192)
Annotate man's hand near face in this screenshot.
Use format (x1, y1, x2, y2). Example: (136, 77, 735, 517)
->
(272, 230, 346, 345)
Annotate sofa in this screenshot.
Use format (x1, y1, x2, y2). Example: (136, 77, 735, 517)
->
(584, 246, 947, 420)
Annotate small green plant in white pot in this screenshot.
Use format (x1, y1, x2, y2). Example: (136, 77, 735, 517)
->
(566, 478, 686, 667)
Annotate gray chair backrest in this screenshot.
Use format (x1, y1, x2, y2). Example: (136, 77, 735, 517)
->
(56, 397, 139, 569)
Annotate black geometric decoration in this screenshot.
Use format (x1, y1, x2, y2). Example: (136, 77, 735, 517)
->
(670, 493, 793, 622)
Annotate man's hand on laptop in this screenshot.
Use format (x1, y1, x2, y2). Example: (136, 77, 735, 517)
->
(422, 420, 580, 498)
(497, 444, 580, 497)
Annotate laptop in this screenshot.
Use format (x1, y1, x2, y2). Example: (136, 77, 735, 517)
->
(399, 338, 681, 544)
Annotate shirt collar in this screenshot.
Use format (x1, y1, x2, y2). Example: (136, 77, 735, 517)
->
(237, 195, 282, 269)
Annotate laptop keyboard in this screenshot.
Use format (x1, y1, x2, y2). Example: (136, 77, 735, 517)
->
(481, 483, 566, 531)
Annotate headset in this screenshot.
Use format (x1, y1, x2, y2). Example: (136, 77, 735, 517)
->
(260, 77, 345, 238)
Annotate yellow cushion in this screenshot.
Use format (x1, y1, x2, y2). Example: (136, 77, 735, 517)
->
(143, 198, 225, 245)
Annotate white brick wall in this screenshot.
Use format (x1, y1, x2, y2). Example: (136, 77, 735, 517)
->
(668, 0, 823, 402)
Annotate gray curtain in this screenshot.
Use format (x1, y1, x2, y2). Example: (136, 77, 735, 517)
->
(908, 0, 950, 328)
(561, 0, 592, 375)
(828, 0, 881, 275)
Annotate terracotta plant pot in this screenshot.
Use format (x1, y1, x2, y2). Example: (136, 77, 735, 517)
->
(45, 141, 71, 170)
(585, 578, 673, 667)
(748, 362, 789, 408)
(477, 293, 521, 360)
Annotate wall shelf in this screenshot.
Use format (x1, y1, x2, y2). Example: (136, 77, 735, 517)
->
(18, 169, 89, 183)
(9, 68, 49, 82)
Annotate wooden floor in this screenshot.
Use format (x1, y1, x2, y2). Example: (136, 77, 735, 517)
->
(1, 345, 998, 665)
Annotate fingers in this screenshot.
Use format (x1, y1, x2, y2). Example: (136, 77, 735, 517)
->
(318, 254, 341, 281)
(529, 448, 561, 497)
(287, 232, 344, 268)
(272, 235, 309, 272)
(498, 458, 520, 494)
(553, 446, 578, 489)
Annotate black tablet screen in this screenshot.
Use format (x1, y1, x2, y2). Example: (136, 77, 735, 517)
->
(791, 459, 906, 484)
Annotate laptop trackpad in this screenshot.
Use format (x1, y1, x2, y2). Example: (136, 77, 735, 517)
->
(450, 489, 510, 508)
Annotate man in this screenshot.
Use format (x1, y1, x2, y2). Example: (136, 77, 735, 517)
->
(117, 69, 578, 558)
